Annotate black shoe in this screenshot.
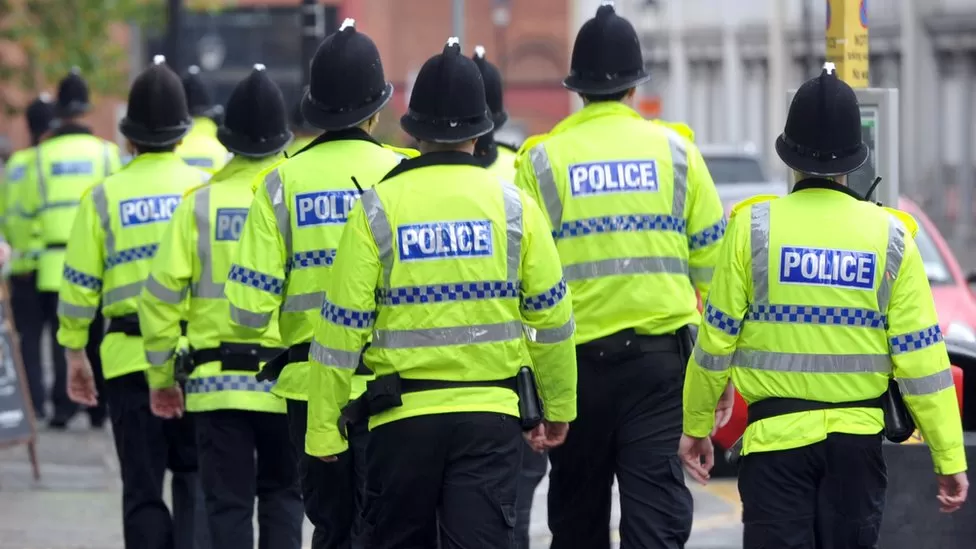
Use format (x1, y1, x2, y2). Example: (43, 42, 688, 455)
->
(89, 415, 106, 429)
(48, 417, 70, 430)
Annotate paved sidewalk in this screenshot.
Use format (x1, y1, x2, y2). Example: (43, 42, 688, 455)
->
(0, 422, 742, 549)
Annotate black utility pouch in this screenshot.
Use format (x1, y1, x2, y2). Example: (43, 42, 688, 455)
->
(366, 373, 404, 415)
(677, 324, 696, 363)
(516, 366, 544, 431)
(882, 379, 917, 443)
(174, 350, 191, 384)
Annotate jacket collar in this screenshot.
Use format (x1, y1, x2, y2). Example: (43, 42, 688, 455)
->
(211, 154, 282, 183)
(548, 101, 643, 138)
(381, 151, 482, 182)
(291, 127, 379, 157)
(49, 122, 93, 138)
(791, 178, 864, 201)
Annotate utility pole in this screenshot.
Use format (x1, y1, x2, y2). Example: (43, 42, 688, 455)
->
(165, 0, 184, 72)
(301, 0, 326, 93)
(801, 0, 815, 76)
(452, 0, 466, 49)
(767, 0, 786, 179)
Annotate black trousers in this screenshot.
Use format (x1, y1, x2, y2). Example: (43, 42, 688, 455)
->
(105, 371, 210, 549)
(516, 446, 547, 549)
(547, 333, 694, 549)
(196, 409, 304, 549)
(364, 412, 522, 549)
(10, 273, 45, 419)
(286, 398, 369, 549)
(739, 433, 887, 549)
(38, 290, 106, 424)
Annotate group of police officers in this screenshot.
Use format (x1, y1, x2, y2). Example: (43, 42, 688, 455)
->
(0, 1, 970, 548)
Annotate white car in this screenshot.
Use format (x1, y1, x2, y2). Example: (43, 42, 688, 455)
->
(698, 144, 788, 213)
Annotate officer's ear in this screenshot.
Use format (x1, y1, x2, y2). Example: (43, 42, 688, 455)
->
(124, 139, 138, 156)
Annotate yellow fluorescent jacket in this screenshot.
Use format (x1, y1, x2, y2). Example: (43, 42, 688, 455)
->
(225, 129, 418, 401)
(57, 152, 210, 380)
(4, 148, 43, 274)
(514, 102, 726, 344)
(682, 182, 967, 475)
(139, 155, 286, 414)
(305, 152, 579, 457)
(176, 117, 231, 174)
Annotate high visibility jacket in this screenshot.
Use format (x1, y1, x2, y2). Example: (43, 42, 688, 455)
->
(176, 117, 230, 175)
(25, 131, 121, 291)
(487, 143, 518, 183)
(3, 148, 42, 274)
(285, 135, 316, 158)
(514, 101, 725, 344)
(226, 129, 418, 401)
(57, 152, 209, 380)
(683, 179, 967, 475)
(305, 151, 578, 457)
(139, 155, 286, 413)
(652, 120, 696, 143)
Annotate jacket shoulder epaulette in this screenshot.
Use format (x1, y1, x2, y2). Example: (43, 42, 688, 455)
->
(182, 182, 210, 199)
(729, 194, 781, 220)
(882, 207, 919, 239)
(652, 120, 696, 144)
(514, 133, 550, 169)
(382, 144, 420, 160)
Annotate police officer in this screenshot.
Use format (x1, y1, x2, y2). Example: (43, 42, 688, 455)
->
(5, 94, 54, 419)
(25, 68, 121, 429)
(287, 101, 318, 157)
(680, 64, 969, 549)
(513, 4, 725, 547)
(140, 63, 303, 549)
(471, 46, 519, 182)
(59, 55, 210, 549)
(225, 18, 414, 549)
(176, 65, 230, 174)
(469, 43, 547, 549)
(306, 37, 578, 548)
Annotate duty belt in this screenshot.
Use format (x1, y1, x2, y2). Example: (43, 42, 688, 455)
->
(256, 341, 372, 382)
(746, 396, 884, 426)
(187, 342, 284, 374)
(106, 314, 188, 337)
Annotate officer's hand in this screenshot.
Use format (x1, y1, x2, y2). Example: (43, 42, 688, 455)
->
(65, 349, 98, 407)
(937, 472, 969, 513)
(316, 455, 339, 463)
(679, 434, 714, 485)
(542, 421, 570, 449)
(150, 387, 185, 419)
(711, 381, 736, 436)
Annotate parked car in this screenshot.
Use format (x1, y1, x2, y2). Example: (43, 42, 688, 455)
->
(699, 144, 788, 214)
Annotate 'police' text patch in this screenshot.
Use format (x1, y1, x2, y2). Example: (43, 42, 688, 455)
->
(7, 165, 24, 181)
(779, 246, 876, 290)
(215, 208, 249, 241)
(51, 160, 94, 176)
(295, 190, 359, 227)
(397, 220, 493, 262)
(568, 160, 659, 197)
(119, 195, 182, 227)
(183, 157, 215, 168)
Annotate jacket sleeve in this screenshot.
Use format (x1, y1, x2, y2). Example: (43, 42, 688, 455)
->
(306, 199, 378, 457)
(682, 206, 750, 438)
(682, 140, 726, 303)
(139, 196, 195, 390)
(886, 222, 966, 475)
(56, 189, 105, 350)
(514, 144, 557, 232)
(226, 168, 288, 336)
(20, 154, 41, 219)
(518, 187, 577, 422)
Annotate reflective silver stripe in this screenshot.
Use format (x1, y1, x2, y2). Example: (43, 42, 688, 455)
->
(897, 369, 955, 396)
(373, 321, 523, 349)
(750, 202, 771, 304)
(263, 169, 292, 256)
(145, 275, 187, 305)
(102, 143, 112, 177)
(361, 190, 394, 287)
(34, 147, 47, 211)
(667, 132, 688, 218)
(524, 316, 575, 344)
(689, 266, 713, 286)
(732, 349, 892, 374)
(91, 184, 116, 258)
(310, 340, 361, 370)
(563, 256, 687, 282)
(146, 349, 175, 366)
(229, 304, 272, 329)
(529, 144, 563, 229)
(193, 186, 225, 298)
(282, 292, 324, 313)
(877, 215, 906, 313)
(57, 300, 98, 320)
(501, 183, 523, 281)
(693, 345, 733, 372)
(103, 281, 143, 307)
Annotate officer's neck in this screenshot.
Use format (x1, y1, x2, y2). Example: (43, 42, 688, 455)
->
(419, 141, 476, 155)
(794, 171, 848, 187)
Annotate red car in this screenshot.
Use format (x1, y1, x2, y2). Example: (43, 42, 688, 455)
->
(707, 197, 971, 474)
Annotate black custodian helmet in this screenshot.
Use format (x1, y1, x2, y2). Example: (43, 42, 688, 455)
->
(471, 45, 507, 130)
(564, 1, 649, 95)
(301, 18, 393, 131)
(218, 64, 293, 157)
(119, 55, 192, 147)
(25, 93, 55, 142)
(400, 37, 493, 143)
(182, 65, 221, 119)
(775, 63, 869, 177)
(54, 68, 92, 118)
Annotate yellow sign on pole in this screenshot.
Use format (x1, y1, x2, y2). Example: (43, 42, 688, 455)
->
(825, 0, 869, 88)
